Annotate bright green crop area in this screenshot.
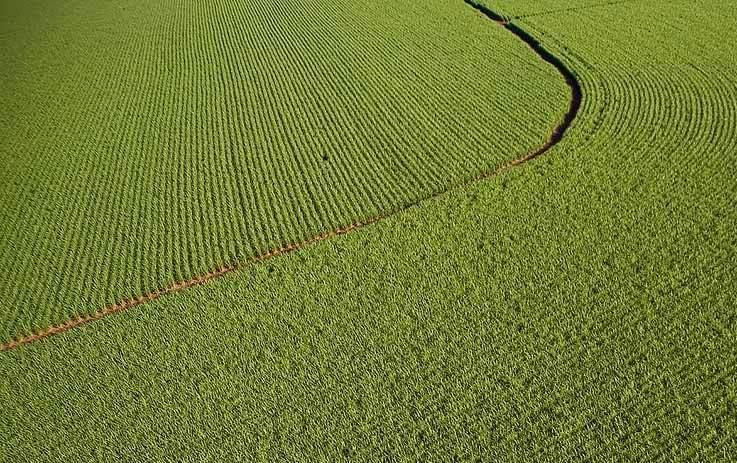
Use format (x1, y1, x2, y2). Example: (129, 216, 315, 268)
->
(0, 0, 567, 343)
(2, 0, 737, 461)
(479, 0, 641, 18)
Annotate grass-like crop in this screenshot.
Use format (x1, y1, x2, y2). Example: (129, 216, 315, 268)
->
(0, 0, 567, 344)
(1, 0, 736, 460)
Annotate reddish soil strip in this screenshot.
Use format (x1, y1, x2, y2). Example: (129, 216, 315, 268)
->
(0, 4, 582, 352)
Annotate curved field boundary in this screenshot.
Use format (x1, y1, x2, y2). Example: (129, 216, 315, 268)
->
(0, 2, 582, 352)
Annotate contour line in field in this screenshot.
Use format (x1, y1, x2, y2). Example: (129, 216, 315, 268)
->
(0, 2, 582, 352)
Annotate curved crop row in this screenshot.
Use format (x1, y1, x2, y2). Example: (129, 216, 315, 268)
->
(0, 1, 582, 351)
(0, 0, 569, 345)
(474, 0, 737, 459)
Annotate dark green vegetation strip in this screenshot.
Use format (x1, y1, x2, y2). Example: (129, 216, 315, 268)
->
(0, 0, 568, 344)
(2, 0, 737, 460)
(478, 0, 642, 18)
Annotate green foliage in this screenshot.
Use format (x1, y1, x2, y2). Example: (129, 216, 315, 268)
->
(0, 0, 567, 343)
(1, 0, 736, 461)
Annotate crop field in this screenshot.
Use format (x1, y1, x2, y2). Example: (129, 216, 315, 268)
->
(0, 0, 568, 345)
(1, 0, 736, 461)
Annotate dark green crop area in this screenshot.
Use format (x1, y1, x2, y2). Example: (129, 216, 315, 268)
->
(0, 0, 567, 343)
(2, 0, 737, 461)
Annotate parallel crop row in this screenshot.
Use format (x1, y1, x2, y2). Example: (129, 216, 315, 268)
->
(0, 0, 569, 343)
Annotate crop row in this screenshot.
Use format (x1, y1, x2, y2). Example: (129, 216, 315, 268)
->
(0, 0, 568, 343)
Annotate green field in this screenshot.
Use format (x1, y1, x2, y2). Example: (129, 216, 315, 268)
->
(0, 0, 567, 344)
(1, 0, 736, 461)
